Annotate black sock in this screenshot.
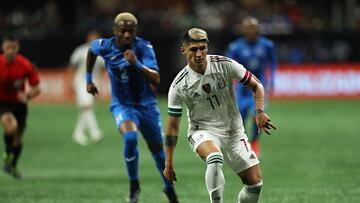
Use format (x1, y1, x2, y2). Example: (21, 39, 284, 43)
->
(11, 144, 22, 167)
(130, 179, 140, 191)
(4, 134, 14, 156)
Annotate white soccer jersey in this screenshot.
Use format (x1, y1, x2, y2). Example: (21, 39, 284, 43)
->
(168, 55, 253, 136)
(70, 43, 105, 106)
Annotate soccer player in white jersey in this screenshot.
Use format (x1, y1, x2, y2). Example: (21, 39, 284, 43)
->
(163, 28, 276, 203)
(68, 31, 105, 145)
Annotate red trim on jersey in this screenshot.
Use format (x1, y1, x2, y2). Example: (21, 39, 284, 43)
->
(240, 70, 252, 85)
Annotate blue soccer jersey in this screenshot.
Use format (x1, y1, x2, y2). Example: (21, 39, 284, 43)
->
(90, 36, 159, 106)
(227, 36, 277, 99)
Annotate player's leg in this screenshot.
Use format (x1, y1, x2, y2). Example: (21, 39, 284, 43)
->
(72, 106, 88, 145)
(139, 105, 179, 203)
(72, 85, 93, 145)
(1, 111, 18, 173)
(112, 105, 141, 203)
(83, 106, 103, 143)
(222, 132, 262, 203)
(237, 165, 263, 203)
(190, 130, 225, 203)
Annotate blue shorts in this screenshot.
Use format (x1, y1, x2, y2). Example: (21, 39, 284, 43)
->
(110, 103, 163, 144)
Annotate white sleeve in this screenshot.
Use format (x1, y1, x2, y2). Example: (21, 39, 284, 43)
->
(167, 84, 183, 117)
(228, 58, 252, 85)
(69, 47, 80, 67)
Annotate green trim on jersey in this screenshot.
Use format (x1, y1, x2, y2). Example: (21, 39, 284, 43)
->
(168, 107, 182, 117)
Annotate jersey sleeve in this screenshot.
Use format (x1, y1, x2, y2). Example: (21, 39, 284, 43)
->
(69, 47, 80, 67)
(90, 38, 106, 56)
(226, 42, 237, 60)
(27, 63, 40, 86)
(140, 42, 159, 71)
(167, 84, 183, 117)
(228, 59, 252, 85)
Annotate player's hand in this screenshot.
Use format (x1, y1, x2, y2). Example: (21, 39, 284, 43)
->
(123, 49, 137, 65)
(255, 112, 277, 135)
(17, 92, 28, 104)
(163, 165, 177, 184)
(86, 83, 99, 96)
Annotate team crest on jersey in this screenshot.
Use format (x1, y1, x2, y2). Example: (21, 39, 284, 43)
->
(202, 83, 211, 93)
(217, 79, 226, 89)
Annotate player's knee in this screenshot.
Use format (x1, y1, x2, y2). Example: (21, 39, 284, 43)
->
(245, 180, 263, 194)
(1, 114, 18, 134)
(206, 152, 224, 167)
(123, 131, 138, 147)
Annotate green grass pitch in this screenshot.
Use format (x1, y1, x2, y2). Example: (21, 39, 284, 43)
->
(0, 98, 359, 203)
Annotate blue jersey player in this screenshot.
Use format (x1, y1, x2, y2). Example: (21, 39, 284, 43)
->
(226, 16, 277, 156)
(85, 12, 179, 203)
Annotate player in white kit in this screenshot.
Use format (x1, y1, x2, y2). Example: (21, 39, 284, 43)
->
(163, 28, 276, 203)
(68, 31, 105, 145)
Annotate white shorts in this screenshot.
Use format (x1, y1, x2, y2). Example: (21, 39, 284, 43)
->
(188, 130, 259, 174)
(74, 79, 95, 107)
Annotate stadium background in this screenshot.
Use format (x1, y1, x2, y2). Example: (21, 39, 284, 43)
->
(1, 0, 360, 202)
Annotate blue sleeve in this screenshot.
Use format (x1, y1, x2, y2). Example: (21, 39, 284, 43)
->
(267, 41, 278, 88)
(226, 42, 237, 60)
(140, 42, 159, 71)
(90, 38, 107, 56)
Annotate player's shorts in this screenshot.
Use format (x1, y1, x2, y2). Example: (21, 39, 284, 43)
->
(187, 130, 259, 174)
(110, 103, 163, 144)
(0, 101, 28, 133)
(74, 79, 95, 107)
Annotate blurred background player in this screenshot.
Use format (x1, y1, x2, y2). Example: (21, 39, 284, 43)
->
(226, 16, 277, 156)
(68, 31, 104, 146)
(0, 35, 41, 179)
(86, 12, 179, 203)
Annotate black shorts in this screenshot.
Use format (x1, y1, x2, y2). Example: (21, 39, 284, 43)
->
(0, 102, 28, 133)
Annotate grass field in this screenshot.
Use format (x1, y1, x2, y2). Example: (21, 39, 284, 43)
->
(0, 97, 359, 203)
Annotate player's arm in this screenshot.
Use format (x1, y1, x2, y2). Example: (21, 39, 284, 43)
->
(19, 63, 41, 103)
(123, 50, 160, 87)
(246, 75, 277, 134)
(86, 49, 99, 95)
(163, 115, 181, 183)
(230, 60, 276, 134)
(267, 42, 278, 94)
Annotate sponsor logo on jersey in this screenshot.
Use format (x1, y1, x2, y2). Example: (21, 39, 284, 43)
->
(217, 79, 226, 89)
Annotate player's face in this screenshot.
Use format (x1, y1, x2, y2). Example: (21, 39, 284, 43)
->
(182, 41, 208, 72)
(2, 40, 19, 62)
(242, 20, 259, 41)
(114, 20, 137, 49)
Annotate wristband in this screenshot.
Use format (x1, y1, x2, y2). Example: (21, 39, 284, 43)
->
(86, 72, 93, 83)
(134, 60, 144, 70)
(255, 109, 264, 115)
(165, 135, 178, 147)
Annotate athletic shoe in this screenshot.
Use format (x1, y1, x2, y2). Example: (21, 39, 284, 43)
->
(72, 136, 89, 146)
(126, 188, 140, 203)
(163, 187, 179, 203)
(91, 132, 104, 144)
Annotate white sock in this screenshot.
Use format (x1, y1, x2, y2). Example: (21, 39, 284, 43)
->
(73, 110, 86, 139)
(238, 181, 263, 203)
(83, 109, 101, 139)
(205, 152, 225, 203)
